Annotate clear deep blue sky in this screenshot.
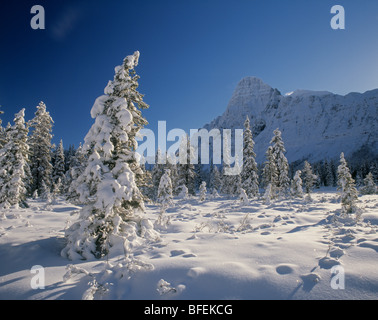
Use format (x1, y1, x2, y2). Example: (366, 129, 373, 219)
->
(1, 0, 378, 148)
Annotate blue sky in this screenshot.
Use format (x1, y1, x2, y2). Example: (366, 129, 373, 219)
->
(1, 0, 378, 148)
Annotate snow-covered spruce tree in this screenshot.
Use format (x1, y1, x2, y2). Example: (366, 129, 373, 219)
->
(28, 101, 54, 196)
(40, 179, 51, 203)
(0, 109, 31, 208)
(105, 50, 150, 201)
(138, 162, 153, 202)
(221, 163, 231, 196)
(370, 163, 378, 184)
(0, 124, 11, 208)
(303, 161, 317, 195)
(312, 163, 322, 188)
(157, 169, 173, 209)
(262, 146, 278, 198)
(166, 153, 180, 196)
(62, 144, 76, 194)
(324, 159, 335, 187)
(330, 160, 337, 187)
(199, 181, 207, 202)
(239, 188, 249, 206)
(52, 139, 66, 194)
(337, 152, 359, 214)
(221, 133, 236, 196)
(270, 128, 290, 197)
(355, 169, 364, 187)
(64, 144, 76, 173)
(0, 107, 5, 149)
(230, 156, 242, 196)
(263, 183, 273, 204)
(360, 172, 377, 195)
(194, 160, 201, 192)
(177, 184, 189, 199)
(151, 148, 165, 200)
(66, 143, 87, 203)
(241, 116, 259, 198)
(176, 134, 196, 196)
(291, 170, 303, 198)
(209, 163, 222, 194)
(155, 169, 173, 229)
(51, 177, 62, 203)
(61, 52, 157, 260)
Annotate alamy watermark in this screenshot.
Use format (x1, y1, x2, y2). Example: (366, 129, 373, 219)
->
(29, 4, 345, 31)
(330, 5, 345, 30)
(136, 121, 243, 175)
(30, 5, 45, 30)
(30, 265, 45, 289)
(330, 265, 345, 290)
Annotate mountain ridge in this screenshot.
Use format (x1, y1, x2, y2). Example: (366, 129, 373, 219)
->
(204, 76, 378, 164)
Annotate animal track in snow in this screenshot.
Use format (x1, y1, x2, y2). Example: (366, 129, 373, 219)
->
(276, 264, 296, 275)
(170, 249, 197, 258)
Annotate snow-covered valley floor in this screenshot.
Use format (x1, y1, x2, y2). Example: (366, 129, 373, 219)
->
(1, 189, 378, 300)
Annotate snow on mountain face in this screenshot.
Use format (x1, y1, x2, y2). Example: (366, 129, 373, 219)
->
(204, 77, 378, 164)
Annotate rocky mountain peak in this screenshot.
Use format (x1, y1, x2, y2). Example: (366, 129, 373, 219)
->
(204, 77, 378, 164)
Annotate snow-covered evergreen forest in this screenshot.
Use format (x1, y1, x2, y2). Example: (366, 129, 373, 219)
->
(0, 52, 377, 300)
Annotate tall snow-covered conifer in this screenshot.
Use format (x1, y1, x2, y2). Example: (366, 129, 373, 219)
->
(209, 163, 222, 194)
(61, 52, 157, 260)
(263, 146, 278, 197)
(107, 50, 149, 193)
(0, 107, 4, 149)
(0, 109, 30, 208)
(337, 152, 359, 214)
(270, 128, 290, 197)
(291, 170, 303, 198)
(241, 116, 259, 198)
(231, 156, 242, 195)
(360, 172, 377, 195)
(177, 135, 196, 196)
(52, 139, 66, 194)
(28, 102, 54, 196)
(199, 181, 207, 202)
(221, 134, 236, 195)
(151, 148, 165, 200)
(66, 143, 87, 203)
(166, 153, 179, 195)
(324, 159, 335, 187)
(303, 161, 317, 195)
(157, 169, 173, 208)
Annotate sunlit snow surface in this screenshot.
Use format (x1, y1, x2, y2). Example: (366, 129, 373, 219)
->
(0, 190, 377, 300)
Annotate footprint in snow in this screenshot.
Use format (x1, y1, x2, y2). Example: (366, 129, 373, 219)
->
(170, 250, 196, 258)
(151, 253, 168, 259)
(187, 267, 206, 278)
(170, 249, 186, 256)
(329, 247, 344, 258)
(187, 234, 198, 240)
(276, 264, 295, 275)
(318, 256, 340, 269)
(357, 239, 378, 253)
(300, 273, 321, 292)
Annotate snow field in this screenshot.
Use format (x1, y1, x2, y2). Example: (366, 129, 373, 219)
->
(0, 190, 378, 300)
